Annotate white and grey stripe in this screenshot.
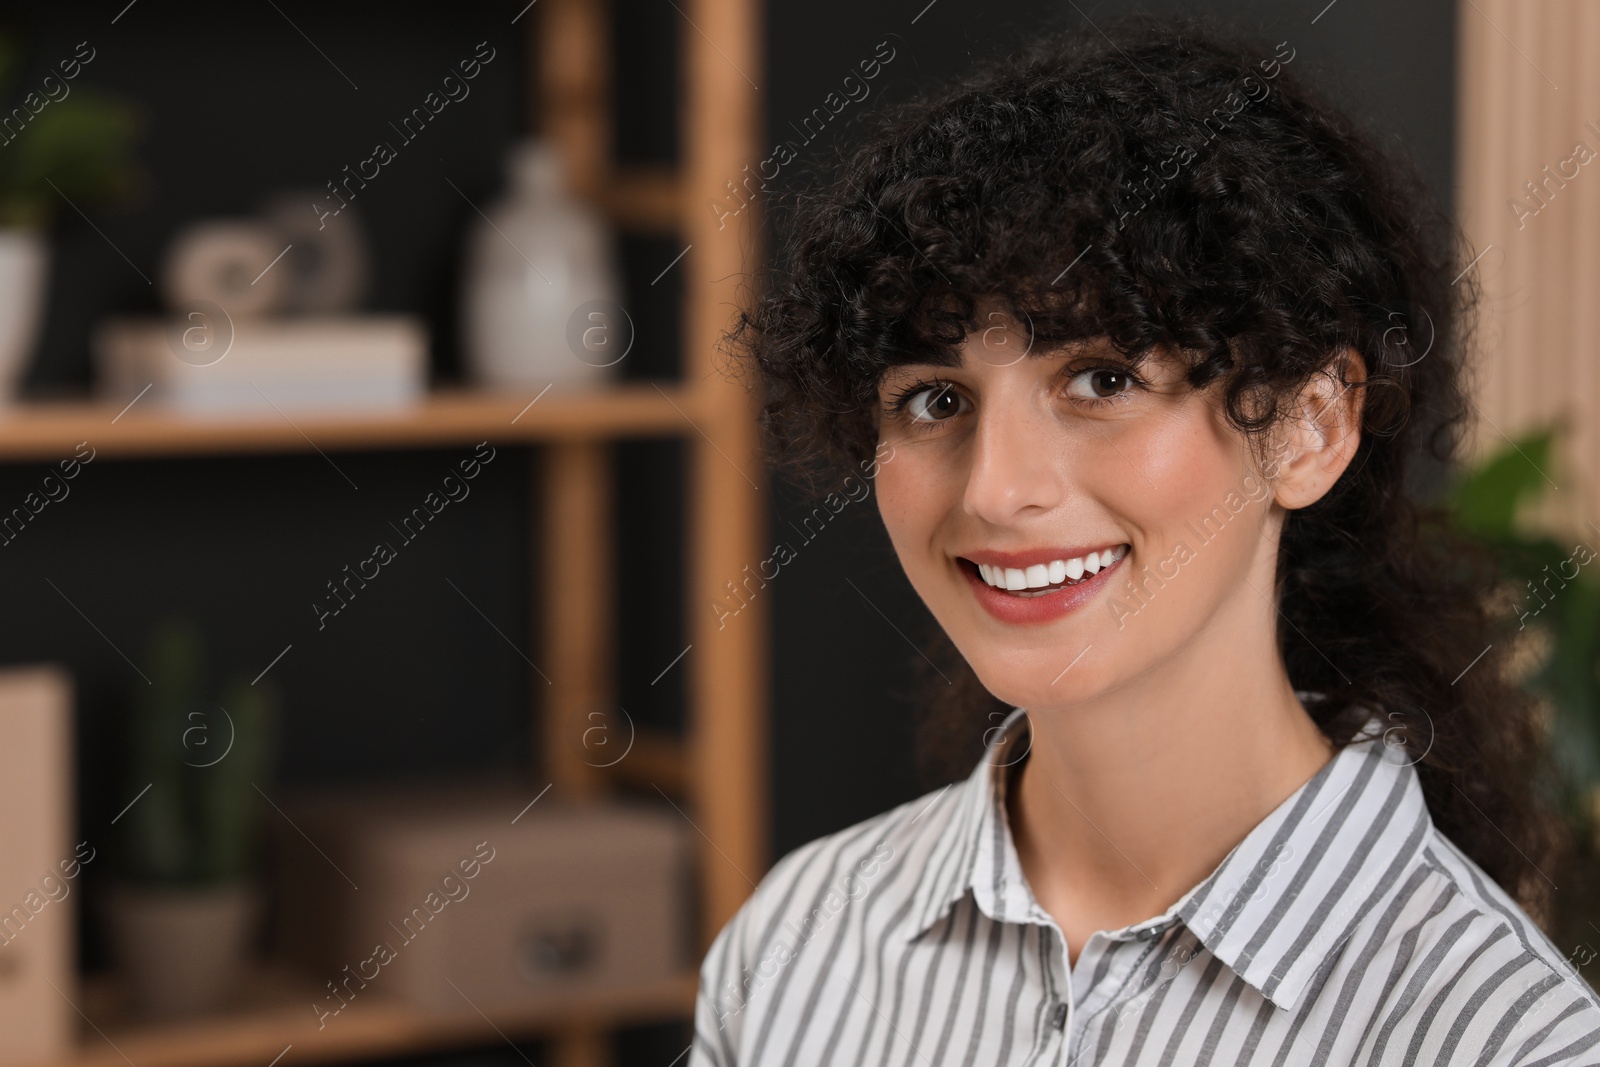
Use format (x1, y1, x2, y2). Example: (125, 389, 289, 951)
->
(689, 705, 1600, 1065)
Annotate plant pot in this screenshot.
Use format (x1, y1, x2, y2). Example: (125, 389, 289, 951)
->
(0, 230, 47, 403)
(101, 881, 262, 1019)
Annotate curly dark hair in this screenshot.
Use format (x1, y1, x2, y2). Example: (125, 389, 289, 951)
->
(724, 17, 1574, 928)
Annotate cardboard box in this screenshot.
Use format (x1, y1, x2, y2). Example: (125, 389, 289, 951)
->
(271, 783, 691, 1013)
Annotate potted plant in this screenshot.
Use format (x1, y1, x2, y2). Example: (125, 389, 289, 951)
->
(0, 29, 139, 403)
(103, 617, 278, 1018)
(1444, 426, 1600, 985)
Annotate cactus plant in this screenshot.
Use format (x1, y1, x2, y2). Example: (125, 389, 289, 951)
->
(121, 617, 277, 887)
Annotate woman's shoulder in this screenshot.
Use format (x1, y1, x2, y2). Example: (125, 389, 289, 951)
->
(746, 777, 964, 927)
(1397, 827, 1600, 1063)
(699, 775, 965, 972)
(689, 780, 964, 1066)
(1418, 829, 1590, 982)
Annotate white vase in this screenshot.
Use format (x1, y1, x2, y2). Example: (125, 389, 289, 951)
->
(102, 882, 261, 1019)
(461, 139, 625, 390)
(0, 230, 48, 403)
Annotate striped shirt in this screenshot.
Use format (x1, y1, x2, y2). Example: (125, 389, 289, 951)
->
(689, 704, 1600, 1066)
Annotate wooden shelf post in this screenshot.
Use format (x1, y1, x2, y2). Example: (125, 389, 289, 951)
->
(539, 440, 616, 801)
(681, 0, 768, 952)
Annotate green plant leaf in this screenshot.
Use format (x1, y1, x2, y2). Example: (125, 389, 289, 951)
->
(0, 90, 140, 223)
(1446, 424, 1600, 829)
(123, 617, 278, 887)
(0, 34, 21, 100)
(125, 617, 204, 884)
(1445, 427, 1558, 539)
(197, 677, 278, 883)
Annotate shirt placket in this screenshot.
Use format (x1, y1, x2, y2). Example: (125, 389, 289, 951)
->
(1024, 917, 1074, 1067)
(1028, 909, 1179, 1066)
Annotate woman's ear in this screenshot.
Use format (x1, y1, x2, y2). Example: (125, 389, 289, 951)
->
(1268, 348, 1366, 510)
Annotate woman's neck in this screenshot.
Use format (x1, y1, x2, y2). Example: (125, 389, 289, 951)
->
(1007, 627, 1334, 965)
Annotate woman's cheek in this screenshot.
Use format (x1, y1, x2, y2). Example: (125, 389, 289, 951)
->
(875, 441, 948, 519)
(1120, 399, 1243, 508)
(874, 461, 929, 564)
(873, 459, 911, 530)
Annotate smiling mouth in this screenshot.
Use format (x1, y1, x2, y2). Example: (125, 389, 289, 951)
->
(958, 545, 1130, 597)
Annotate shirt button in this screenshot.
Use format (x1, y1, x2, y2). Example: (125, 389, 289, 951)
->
(1050, 1001, 1068, 1030)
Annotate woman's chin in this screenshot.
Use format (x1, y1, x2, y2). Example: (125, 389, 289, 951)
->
(967, 652, 1115, 712)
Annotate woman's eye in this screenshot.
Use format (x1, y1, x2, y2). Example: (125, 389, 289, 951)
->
(1066, 368, 1135, 401)
(904, 384, 968, 422)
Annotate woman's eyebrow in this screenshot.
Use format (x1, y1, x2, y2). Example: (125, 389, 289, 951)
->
(893, 346, 967, 369)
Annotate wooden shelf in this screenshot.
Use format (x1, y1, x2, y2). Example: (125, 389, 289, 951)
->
(607, 727, 692, 795)
(11, 0, 768, 1063)
(600, 166, 683, 233)
(29, 964, 696, 1067)
(0, 383, 707, 462)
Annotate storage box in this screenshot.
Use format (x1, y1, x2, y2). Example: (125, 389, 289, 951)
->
(271, 783, 691, 1012)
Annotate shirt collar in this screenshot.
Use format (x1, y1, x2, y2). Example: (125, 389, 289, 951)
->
(901, 701, 1435, 1014)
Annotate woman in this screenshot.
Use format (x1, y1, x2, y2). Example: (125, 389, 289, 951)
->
(689, 17, 1600, 1066)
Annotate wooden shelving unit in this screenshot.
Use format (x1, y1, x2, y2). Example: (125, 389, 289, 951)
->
(10, 1, 767, 1065)
(57, 966, 697, 1067)
(0, 385, 702, 459)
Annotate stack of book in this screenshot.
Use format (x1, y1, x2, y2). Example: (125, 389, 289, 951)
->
(93, 316, 429, 413)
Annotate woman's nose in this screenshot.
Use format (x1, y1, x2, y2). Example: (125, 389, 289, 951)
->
(961, 396, 1063, 524)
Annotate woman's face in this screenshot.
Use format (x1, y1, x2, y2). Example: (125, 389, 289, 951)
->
(873, 316, 1288, 713)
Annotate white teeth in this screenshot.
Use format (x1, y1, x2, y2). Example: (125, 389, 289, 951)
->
(973, 546, 1127, 590)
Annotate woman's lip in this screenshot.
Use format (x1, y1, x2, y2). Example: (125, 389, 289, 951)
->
(958, 553, 1124, 625)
